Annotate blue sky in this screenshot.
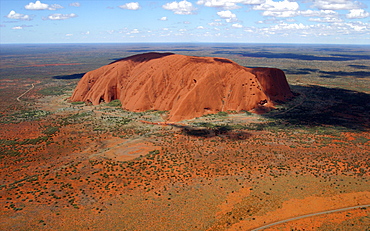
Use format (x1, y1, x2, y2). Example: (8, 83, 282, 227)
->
(1, 0, 370, 44)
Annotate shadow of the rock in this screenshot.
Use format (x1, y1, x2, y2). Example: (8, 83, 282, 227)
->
(263, 85, 370, 130)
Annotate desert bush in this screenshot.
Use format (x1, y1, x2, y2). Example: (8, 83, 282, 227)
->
(217, 111, 228, 116)
(43, 126, 59, 135)
(20, 136, 48, 145)
(71, 101, 85, 105)
(38, 86, 65, 96)
(3, 110, 51, 123)
(352, 136, 369, 145)
(106, 99, 122, 107)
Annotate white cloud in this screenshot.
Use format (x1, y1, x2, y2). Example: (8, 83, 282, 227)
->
(346, 21, 368, 32)
(66, 34, 73, 36)
(252, 20, 370, 38)
(217, 10, 237, 22)
(253, 0, 299, 18)
(272, 22, 308, 30)
(253, 0, 299, 11)
(197, 26, 205, 29)
(244, 28, 254, 32)
(300, 9, 338, 17)
(244, 0, 265, 4)
(255, 22, 310, 36)
(48, 4, 64, 10)
(7, 10, 32, 21)
(12, 24, 33, 30)
(119, 2, 140, 10)
(129, 29, 140, 34)
(25, 1, 49, 10)
(232, 23, 243, 28)
(197, 0, 265, 10)
(69, 2, 81, 7)
(262, 10, 297, 17)
(309, 17, 343, 23)
(24, 1, 63, 10)
(160, 16, 168, 21)
(346, 9, 370, 19)
(313, 0, 362, 10)
(46, 13, 77, 20)
(253, 1, 355, 20)
(208, 21, 224, 26)
(299, 9, 342, 22)
(197, 0, 240, 10)
(162, 0, 196, 15)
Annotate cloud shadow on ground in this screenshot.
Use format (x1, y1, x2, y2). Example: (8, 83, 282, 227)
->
(348, 64, 370, 70)
(124, 49, 198, 53)
(319, 71, 370, 78)
(213, 51, 370, 61)
(53, 73, 85, 79)
(284, 68, 370, 79)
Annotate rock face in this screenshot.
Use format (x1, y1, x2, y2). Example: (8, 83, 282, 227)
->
(70, 52, 293, 121)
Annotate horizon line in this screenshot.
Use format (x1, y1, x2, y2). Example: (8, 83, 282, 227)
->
(1, 42, 370, 46)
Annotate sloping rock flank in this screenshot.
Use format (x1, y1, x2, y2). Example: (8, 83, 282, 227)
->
(70, 52, 293, 121)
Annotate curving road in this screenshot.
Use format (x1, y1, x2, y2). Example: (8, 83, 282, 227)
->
(17, 83, 35, 102)
(251, 204, 370, 231)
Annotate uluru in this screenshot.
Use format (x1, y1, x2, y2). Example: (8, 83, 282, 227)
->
(70, 52, 293, 121)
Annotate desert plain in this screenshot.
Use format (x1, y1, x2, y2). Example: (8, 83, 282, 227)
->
(0, 43, 369, 230)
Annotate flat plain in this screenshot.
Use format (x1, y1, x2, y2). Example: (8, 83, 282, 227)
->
(0, 43, 369, 230)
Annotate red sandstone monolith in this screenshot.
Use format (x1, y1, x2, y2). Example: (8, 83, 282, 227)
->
(70, 52, 293, 121)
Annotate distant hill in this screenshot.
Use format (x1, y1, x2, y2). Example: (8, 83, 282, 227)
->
(70, 52, 293, 121)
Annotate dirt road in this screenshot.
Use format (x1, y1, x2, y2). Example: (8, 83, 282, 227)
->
(17, 83, 35, 102)
(251, 204, 370, 231)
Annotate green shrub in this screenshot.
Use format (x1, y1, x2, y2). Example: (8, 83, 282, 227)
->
(352, 136, 369, 145)
(71, 101, 85, 105)
(43, 126, 59, 135)
(217, 111, 228, 117)
(106, 99, 122, 107)
(149, 150, 160, 155)
(38, 87, 65, 96)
